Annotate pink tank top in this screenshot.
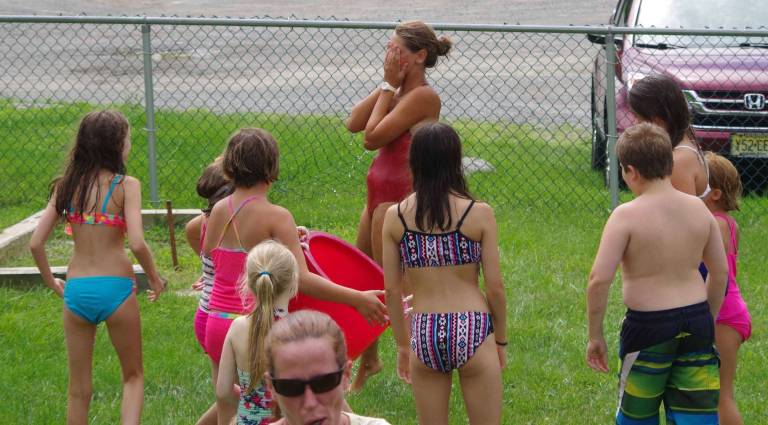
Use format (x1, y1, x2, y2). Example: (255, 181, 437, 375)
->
(208, 195, 260, 314)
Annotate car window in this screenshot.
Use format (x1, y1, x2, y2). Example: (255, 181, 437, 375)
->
(635, 0, 768, 47)
(611, 0, 632, 26)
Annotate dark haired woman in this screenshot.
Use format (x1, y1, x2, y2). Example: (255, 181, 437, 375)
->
(629, 74, 710, 197)
(345, 20, 452, 390)
(29, 110, 166, 424)
(381, 122, 507, 424)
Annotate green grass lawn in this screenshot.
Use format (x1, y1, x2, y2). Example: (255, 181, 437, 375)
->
(1, 102, 766, 423)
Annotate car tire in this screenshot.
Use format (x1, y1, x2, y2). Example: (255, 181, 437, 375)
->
(590, 80, 607, 170)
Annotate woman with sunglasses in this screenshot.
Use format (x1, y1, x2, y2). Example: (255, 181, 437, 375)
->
(265, 311, 391, 425)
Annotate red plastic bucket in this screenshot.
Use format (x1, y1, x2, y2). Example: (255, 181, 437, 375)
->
(288, 231, 388, 360)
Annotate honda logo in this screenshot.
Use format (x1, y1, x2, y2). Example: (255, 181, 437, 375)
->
(744, 93, 766, 111)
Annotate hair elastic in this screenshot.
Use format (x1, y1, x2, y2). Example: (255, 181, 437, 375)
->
(258, 271, 273, 278)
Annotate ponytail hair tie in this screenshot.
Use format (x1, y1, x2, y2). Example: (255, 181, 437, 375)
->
(258, 271, 273, 278)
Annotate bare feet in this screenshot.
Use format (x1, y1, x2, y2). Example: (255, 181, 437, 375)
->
(351, 360, 383, 392)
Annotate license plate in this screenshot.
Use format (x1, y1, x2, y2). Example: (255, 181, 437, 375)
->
(730, 134, 768, 157)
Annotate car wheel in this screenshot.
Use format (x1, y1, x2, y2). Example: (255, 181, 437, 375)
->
(604, 154, 628, 190)
(590, 80, 606, 170)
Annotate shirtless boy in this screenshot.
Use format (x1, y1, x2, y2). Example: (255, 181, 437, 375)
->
(586, 123, 728, 425)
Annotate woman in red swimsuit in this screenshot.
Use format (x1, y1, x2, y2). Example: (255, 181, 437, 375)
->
(345, 20, 452, 390)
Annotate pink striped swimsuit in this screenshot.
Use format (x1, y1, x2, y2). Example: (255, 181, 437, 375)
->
(204, 195, 260, 364)
(193, 218, 215, 352)
(713, 211, 751, 341)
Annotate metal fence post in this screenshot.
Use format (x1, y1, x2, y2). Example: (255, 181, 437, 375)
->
(604, 28, 619, 209)
(141, 23, 159, 206)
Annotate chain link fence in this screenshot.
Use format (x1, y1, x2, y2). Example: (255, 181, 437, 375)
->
(1, 16, 767, 227)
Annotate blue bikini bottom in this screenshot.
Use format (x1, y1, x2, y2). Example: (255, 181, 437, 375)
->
(63, 276, 135, 324)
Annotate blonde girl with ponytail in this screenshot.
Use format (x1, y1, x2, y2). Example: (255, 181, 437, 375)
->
(215, 240, 299, 425)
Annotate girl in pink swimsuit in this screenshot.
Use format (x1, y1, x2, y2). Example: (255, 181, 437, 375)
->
(185, 158, 233, 353)
(196, 128, 387, 425)
(703, 152, 751, 425)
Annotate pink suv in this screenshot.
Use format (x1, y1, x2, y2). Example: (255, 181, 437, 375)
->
(589, 0, 768, 190)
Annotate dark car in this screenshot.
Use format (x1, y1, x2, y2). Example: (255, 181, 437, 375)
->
(589, 0, 768, 190)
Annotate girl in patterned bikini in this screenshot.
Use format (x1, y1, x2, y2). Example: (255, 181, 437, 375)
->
(216, 240, 299, 425)
(29, 110, 165, 425)
(703, 153, 752, 425)
(197, 128, 387, 424)
(381, 122, 507, 425)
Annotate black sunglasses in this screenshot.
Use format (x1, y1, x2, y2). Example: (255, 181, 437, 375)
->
(270, 368, 345, 397)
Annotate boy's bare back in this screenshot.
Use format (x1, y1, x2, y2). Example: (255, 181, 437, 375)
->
(589, 123, 727, 315)
(612, 186, 718, 311)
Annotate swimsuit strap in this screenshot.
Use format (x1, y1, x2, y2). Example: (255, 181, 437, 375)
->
(674, 145, 707, 168)
(456, 200, 476, 230)
(396, 202, 409, 230)
(200, 216, 208, 255)
(712, 211, 738, 255)
(215, 195, 261, 249)
(674, 145, 710, 197)
(100, 174, 123, 213)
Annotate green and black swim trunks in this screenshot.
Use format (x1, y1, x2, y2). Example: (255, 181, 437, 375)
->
(616, 301, 719, 425)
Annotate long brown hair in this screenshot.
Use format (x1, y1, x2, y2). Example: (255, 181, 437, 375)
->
(240, 240, 298, 391)
(51, 110, 130, 215)
(628, 74, 693, 148)
(409, 122, 474, 231)
(53, 110, 129, 215)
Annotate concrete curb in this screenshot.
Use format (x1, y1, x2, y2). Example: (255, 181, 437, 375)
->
(0, 210, 44, 263)
(0, 265, 149, 291)
(0, 208, 200, 263)
(0, 208, 200, 287)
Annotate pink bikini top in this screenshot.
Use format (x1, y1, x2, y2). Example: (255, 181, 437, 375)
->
(208, 195, 261, 314)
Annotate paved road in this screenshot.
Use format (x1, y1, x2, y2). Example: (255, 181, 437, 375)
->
(0, 1, 615, 25)
(0, 1, 616, 125)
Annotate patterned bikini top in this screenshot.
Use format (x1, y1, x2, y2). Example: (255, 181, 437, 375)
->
(398, 200, 482, 268)
(65, 174, 127, 235)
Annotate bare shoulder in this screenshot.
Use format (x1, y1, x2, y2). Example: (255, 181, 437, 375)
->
(384, 202, 399, 220)
(268, 203, 296, 222)
(209, 195, 229, 218)
(672, 147, 701, 166)
(121, 175, 141, 190)
(229, 316, 250, 336)
(407, 85, 439, 100)
(401, 85, 440, 107)
(471, 201, 495, 220)
(609, 200, 635, 219)
(185, 214, 202, 231)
